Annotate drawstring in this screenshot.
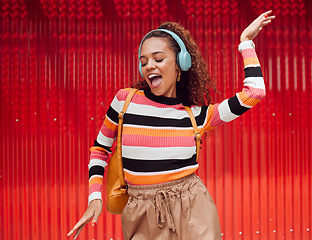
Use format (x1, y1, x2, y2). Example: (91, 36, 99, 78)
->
(155, 190, 176, 232)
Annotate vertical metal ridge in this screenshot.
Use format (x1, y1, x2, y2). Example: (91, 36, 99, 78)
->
(0, 0, 311, 239)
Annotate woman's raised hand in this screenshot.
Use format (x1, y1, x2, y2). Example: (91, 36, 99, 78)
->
(240, 10, 275, 42)
(67, 199, 103, 239)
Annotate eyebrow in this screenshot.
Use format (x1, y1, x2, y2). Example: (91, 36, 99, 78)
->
(139, 51, 165, 59)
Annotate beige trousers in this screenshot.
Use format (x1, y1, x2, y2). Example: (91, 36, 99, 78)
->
(121, 174, 221, 240)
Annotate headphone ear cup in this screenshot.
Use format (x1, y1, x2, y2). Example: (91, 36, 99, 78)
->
(139, 62, 144, 78)
(178, 51, 192, 71)
(176, 52, 182, 69)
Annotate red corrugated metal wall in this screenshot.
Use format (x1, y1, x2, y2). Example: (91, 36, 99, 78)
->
(1, 0, 311, 239)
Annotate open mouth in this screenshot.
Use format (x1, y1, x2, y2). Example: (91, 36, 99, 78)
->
(148, 74, 162, 88)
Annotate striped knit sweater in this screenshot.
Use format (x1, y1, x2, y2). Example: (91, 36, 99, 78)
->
(88, 40, 265, 203)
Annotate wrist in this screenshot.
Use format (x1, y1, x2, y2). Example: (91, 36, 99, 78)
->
(90, 199, 102, 204)
(240, 37, 250, 42)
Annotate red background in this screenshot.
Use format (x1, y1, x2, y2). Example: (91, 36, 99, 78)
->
(1, 0, 311, 239)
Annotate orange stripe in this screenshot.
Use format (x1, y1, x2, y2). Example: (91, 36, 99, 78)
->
(103, 117, 118, 131)
(121, 88, 144, 96)
(89, 176, 103, 187)
(238, 91, 261, 106)
(134, 89, 144, 95)
(243, 57, 259, 66)
(123, 126, 195, 137)
(125, 167, 198, 185)
(90, 146, 108, 154)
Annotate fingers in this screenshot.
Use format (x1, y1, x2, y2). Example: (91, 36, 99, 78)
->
(92, 210, 101, 226)
(73, 224, 87, 239)
(261, 10, 273, 18)
(91, 203, 103, 226)
(67, 221, 81, 237)
(67, 222, 79, 236)
(263, 16, 275, 23)
(67, 214, 92, 237)
(240, 10, 275, 42)
(258, 11, 275, 29)
(67, 220, 89, 239)
(251, 11, 274, 30)
(261, 10, 275, 22)
(261, 20, 272, 27)
(67, 202, 102, 238)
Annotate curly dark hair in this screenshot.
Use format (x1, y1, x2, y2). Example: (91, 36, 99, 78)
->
(132, 22, 217, 107)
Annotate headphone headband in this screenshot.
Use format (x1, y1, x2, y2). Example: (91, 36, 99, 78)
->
(138, 29, 192, 77)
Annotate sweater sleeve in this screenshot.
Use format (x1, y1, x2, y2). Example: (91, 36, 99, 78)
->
(88, 90, 125, 204)
(202, 40, 266, 133)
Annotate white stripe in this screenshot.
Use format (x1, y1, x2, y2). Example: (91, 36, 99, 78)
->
(128, 103, 202, 120)
(88, 159, 107, 169)
(105, 114, 118, 126)
(89, 175, 104, 181)
(191, 106, 201, 116)
(244, 64, 260, 68)
(218, 99, 239, 122)
(238, 40, 255, 52)
(236, 93, 253, 109)
(110, 95, 123, 115)
(128, 103, 186, 119)
(243, 76, 265, 90)
(97, 131, 115, 147)
(122, 146, 196, 160)
(124, 164, 199, 176)
(112, 95, 202, 120)
(88, 192, 102, 205)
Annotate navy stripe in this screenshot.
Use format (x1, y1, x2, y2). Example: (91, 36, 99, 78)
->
(122, 155, 197, 172)
(228, 95, 249, 115)
(124, 106, 208, 128)
(124, 113, 192, 127)
(106, 106, 119, 124)
(244, 66, 263, 78)
(196, 105, 208, 126)
(107, 99, 208, 128)
(94, 140, 112, 153)
(144, 89, 181, 105)
(89, 166, 104, 178)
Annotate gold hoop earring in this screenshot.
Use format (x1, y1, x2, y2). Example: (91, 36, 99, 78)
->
(177, 70, 181, 82)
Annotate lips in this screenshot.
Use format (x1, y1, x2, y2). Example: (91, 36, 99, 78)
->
(148, 74, 162, 88)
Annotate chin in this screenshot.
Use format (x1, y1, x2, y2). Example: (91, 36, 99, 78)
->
(151, 89, 163, 96)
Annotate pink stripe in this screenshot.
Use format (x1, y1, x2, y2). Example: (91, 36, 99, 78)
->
(125, 179, 135, 185)
(89, 183, 102, 195)
(115, 88, 131, 101)
(122, 135, 195, 147)
(210, 104, 227, 127)
(90, 151, 108, 161)
(242, 48, 257, 59)
(242, 86, 266, 100)
(100, 124, 116, 139)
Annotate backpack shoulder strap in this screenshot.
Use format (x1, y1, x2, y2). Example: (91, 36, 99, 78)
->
(184, 106, 201, 162)
(118, 88, 138, 120)
(117, 88, 138, 141)
(116, 88, 138, 183)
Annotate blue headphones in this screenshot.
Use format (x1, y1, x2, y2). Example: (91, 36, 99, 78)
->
(138, 29, 192, 78)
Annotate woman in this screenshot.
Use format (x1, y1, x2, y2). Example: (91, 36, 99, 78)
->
(68, 10, 275, 240)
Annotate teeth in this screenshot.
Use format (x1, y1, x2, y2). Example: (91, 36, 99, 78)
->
(149, 74, 160, 79)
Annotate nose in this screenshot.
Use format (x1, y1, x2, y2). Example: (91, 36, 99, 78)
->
(146, 60, 156, 71)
